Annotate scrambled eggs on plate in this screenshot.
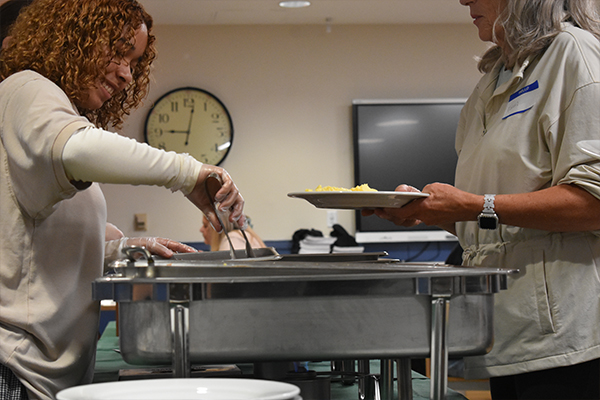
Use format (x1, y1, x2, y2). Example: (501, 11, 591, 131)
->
(306, 184, 377, 192)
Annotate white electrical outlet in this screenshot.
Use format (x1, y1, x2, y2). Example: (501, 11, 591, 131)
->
(327, 210, 338, 227)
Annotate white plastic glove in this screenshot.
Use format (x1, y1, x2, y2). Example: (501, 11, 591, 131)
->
(105, 222, 124, 241)
(105, 237, 198, 267)
(123, 237, 198, 258)
(185, 164, 246, 233)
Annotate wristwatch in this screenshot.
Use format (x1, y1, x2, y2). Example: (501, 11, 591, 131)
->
(478, 194, 499, 230)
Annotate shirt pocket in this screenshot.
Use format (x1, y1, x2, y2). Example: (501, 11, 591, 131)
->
(531, 248, 556, 335)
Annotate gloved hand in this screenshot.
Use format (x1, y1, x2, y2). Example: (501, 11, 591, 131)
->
(185, 164, 246, 233)
(122, 237, 198, 258)
(105, 222, 124, 241)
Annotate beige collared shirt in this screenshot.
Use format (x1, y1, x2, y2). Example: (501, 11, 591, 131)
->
(0, 70, 204, 399)
(456, 25, 600, 378)
(0, 70, 104, 399)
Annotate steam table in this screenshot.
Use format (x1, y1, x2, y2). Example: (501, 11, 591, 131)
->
(94, 322, 468, 400)
(93, 249, 516, 400)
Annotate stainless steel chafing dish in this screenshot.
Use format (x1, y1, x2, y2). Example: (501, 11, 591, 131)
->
(93, 247, 517, 400)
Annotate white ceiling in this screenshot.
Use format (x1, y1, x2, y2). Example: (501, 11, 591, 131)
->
(137, 0, 472, 26)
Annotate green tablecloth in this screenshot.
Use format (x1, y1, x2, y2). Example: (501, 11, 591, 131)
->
(94, 322, 466, 400)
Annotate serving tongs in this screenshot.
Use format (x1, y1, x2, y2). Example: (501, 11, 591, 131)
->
(238, 227, 256, 258)
(204, 173, 255, 259)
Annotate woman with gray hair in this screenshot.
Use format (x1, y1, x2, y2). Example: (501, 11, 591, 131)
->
(364, 0, 600, 398)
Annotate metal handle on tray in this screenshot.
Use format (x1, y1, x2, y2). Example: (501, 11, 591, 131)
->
(122, 246, 153, 261)
(121, 246, 156, 278)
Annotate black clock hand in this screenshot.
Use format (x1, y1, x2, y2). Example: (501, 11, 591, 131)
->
(166, 106, 195, 145)
(184, 106, 194, 145)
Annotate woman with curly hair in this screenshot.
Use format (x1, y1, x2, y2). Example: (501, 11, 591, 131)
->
(365, 0, 600, 398)
(0, 0, 246, 398)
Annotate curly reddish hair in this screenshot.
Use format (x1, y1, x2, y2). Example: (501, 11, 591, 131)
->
(0, 0, 157, 129)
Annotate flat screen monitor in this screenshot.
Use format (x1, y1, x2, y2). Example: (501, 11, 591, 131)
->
(353, 99, 464, 243)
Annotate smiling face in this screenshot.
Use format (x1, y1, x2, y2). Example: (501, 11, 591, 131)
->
(75, 23, 149, 111)
(460, 0, 507, 45)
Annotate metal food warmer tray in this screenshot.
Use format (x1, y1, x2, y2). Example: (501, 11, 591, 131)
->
(93, 247, 517, 400)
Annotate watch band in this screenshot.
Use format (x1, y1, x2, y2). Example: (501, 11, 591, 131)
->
(483, 194, 495, 214)
(478, 194, 499, 230)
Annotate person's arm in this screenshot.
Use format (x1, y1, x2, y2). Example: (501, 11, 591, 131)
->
(62, 126, 246, 231)
(365, 182, 600, 232)
(479, 184, 600, 232)
(105, 222, 124, 241)
(62, 126, 201, 192)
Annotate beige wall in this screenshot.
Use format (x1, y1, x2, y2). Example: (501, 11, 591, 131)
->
(101, 23, 489, 242)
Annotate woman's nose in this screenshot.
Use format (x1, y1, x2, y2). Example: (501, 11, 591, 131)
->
(459, 0, 473, 6)
(116, 60, 133, 85)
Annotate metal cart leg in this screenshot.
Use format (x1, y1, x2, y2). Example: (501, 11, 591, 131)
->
(358, 360, 372, 400)
(397, 358, 412, 400)
(380, 359, 413, 400)
(170, 302, 191, 378)
(430, 297, 450, 400)
(380, 359, 394, 400)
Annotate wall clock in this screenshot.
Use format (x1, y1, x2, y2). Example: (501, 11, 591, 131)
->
(144, 87, 233, 166)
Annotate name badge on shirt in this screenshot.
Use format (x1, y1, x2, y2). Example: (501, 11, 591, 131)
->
(503, 80, 540, 120)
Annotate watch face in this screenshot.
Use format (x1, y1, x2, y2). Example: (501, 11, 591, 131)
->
(478, 214, 498, 230)
(144, 87, 233, 166)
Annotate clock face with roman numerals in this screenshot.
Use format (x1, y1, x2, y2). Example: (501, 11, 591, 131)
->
(144, 87, 233, 166)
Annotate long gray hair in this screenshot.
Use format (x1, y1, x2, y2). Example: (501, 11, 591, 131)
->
(478, 0, 600, 72)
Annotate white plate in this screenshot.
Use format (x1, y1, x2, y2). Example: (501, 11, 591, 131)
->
(577, 140, 600, 159)
(56, 378, 301, 400)
(287, 191, 429, 209)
